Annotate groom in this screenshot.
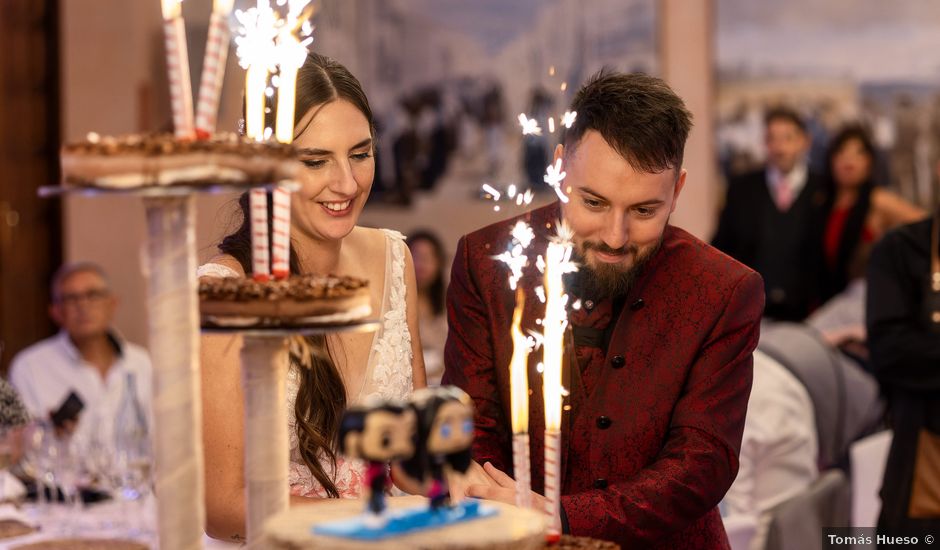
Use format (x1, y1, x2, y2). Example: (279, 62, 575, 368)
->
(442, 71, 763, 549)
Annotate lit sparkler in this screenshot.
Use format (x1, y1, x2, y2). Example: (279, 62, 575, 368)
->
(234, 0, 280, 141)
(540, 220, 577, 538)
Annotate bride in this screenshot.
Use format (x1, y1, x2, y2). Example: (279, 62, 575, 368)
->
(198, 53, 427, 542)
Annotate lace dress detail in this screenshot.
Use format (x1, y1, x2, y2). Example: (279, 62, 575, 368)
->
(286, 228, 414, 498)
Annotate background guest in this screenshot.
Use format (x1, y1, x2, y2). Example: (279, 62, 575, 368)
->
(866, 205, 940, 537)
(407, 230, 449, 386)
(713, 106, 826, 321)
(820, 124, 926, 302)
(8, 262, 152, 449)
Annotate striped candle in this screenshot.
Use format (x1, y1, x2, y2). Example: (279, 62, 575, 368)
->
(271, 188, 291, 279)
(250, 189, 270, 280)
(194, 0, 234, 138)
(543, 429, 561, 540)
(161, 0, 195, 139)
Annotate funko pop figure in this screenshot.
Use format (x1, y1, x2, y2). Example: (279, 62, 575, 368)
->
(339, 398, 417, 522)
(398, 386, 475, 511)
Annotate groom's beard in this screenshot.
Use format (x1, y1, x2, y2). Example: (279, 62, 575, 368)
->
(572, 238, 662, 301)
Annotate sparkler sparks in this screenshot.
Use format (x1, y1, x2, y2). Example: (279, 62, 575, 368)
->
(562, 110, 577, 128)
(234, 2, 280, 71)
(543, 158, 568, 203)
(481, 183, 501, 201)
(493, 221, 535, 290)
(518, 113, 542, 136)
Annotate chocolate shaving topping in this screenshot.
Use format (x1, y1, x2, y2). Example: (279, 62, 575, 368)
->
(62, 132, 299, 159)
(198, 274, 368, 302)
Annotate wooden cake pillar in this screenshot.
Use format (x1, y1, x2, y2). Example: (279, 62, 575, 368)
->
(143, 196, 205, 550)
(240, 336, 291, 548)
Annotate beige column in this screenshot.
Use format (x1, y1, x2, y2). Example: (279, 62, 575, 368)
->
(658, 0, 717, 240)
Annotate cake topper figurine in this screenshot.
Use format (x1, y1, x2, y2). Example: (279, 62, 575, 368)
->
(398, 386, 475, 511)
(316, 386, 494, 540)
(339, 398, 416, 525)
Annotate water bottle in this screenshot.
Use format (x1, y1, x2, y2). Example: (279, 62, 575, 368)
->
(113, 371, 151, 501)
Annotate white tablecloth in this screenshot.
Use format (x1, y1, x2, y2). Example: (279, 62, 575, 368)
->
(0, 496, 241, 549)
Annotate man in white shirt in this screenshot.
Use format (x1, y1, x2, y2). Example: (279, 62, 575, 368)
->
(8, 262, 151, 450)
(722, 350, 819, 550)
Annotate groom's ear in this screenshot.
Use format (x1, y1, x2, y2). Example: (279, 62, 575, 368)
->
(553, 144, 564, 164)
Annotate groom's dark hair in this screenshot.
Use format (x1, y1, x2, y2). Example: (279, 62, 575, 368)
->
(563, 70, 692, 178)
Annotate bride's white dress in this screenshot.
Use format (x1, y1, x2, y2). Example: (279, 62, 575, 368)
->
(198, 228, 414, 498)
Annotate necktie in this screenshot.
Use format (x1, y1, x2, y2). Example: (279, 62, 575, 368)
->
(776, 175, 793, 211)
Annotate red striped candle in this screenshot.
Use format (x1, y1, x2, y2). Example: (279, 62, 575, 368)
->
(544, 429, 561, 540)
(271, 188, 291, 279)
(513, 433, 531, 509)
(250, 189, 270, 281)
(161, 0, 195, 139)
(194, 0, 234, 139)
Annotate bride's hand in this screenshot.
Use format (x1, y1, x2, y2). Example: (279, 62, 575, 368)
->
(448, 459, 498, 499)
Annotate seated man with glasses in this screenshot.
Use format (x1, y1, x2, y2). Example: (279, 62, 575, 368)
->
(8, 262, 151, 446)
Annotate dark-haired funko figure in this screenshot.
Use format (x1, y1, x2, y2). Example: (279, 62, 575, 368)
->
(399, 386, 475, 510)
(339, 399, 416, 521)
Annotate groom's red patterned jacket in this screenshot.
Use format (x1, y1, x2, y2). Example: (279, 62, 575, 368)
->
(442, 202, 764, 549)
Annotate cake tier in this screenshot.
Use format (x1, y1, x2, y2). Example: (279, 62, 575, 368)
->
(60, 132, 302, 188)
(262, 495, 546, 550)
(199, 274, 371, 326)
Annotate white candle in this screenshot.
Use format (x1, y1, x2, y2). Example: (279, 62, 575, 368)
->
(194, 0, 235, 138)
(250, 189, 270, 280)
(161, 0, 195, 138)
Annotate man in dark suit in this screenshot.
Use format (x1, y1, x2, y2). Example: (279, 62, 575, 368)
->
(442, 71, 764, 549)
(712, 107, 825, 321)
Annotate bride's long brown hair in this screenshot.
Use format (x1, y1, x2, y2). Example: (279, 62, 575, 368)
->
(220, 52, 375, 497)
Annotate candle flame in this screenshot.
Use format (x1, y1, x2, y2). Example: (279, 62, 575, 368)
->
(161, 0, 183, 20)
(510, 288, 531, 434)
(274, 25, 311, 143)
(213, 0, 235, 15)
